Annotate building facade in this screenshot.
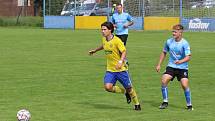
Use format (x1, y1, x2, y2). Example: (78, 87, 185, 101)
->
(0, 0, 34, 16)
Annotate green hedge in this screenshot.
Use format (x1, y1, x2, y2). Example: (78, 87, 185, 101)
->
(0, 16, 43, 27)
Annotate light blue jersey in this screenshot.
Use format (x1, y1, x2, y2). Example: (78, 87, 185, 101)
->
(163, 38, 191, 70)
(112, 12, 133, 35)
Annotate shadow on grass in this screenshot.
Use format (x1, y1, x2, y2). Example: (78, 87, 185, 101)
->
(76, 101, 128, 110)
(142, 99, 183, 109)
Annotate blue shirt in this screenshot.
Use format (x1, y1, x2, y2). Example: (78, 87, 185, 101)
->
(111, 12, 133, 35)
(163, 38, 191, 70)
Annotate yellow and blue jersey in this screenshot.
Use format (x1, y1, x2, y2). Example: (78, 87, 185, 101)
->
(102, 36, 128, 72)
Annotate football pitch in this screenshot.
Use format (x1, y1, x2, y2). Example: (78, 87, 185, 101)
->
(0, 27, 215, 121)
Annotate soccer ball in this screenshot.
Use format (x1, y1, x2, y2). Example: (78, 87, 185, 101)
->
(17, 109, 31, 121)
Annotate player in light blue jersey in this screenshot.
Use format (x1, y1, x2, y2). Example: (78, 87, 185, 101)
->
(112, 3, 133, 65)
(155, 24, 193, 111)
(111, 3, 133, 46)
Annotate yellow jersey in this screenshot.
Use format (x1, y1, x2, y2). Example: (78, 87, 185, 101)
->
(102, 36, 128, 72)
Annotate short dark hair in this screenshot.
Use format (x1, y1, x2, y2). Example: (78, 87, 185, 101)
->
(173, 24, 184, 30)
(101, 22, 114, 33)
(116, 3, 122, 7)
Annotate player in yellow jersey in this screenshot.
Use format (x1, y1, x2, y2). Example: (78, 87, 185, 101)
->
(89, 22, 141, 110)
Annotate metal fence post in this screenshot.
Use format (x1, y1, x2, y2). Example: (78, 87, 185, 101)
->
(142, 0, 145, 30)
(108, 0, 110, 21)
(180, 0, 183, 23)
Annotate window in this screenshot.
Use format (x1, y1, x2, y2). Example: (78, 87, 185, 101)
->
(18, 0, 30, 6)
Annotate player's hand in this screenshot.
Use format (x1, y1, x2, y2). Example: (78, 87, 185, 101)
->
(123, 25, 129, 28)
(174, 60, 182, 64)
(88, 50, 96, 55)
(115, 60, 123, 70)
(156, 65, 161, 73)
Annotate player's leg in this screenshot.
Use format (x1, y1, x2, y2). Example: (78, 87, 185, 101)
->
(104, 71, 125, 93)
(159, 74, 172, 109)
(115, 71, 132, 104)
(117, 71, 141, 110)
(178, 70, 193, 110)
(159, 67, 174, 109)
(116, 35, 128, 46)
(125, 87, 141, 110)
(180, 78, 193, 110)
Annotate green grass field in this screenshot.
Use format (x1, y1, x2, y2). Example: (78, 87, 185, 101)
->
(0, 28, 215, 121)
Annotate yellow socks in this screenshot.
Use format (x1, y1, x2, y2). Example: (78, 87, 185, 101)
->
(112, 86, 140, 106)
(113, 86, 125, 93)
(129, 88, 140, 105)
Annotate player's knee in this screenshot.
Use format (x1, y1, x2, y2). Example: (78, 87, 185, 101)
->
(104, 86, 113, 92)
(162, 74, 172, 83)
(161, 81, 168, 87)
(181, 78, 189, 90)
(105, 88, 113, 92)
(161, 78, 170, 86)
(181, 84, 189, 90)
(161, 79, 168, 86)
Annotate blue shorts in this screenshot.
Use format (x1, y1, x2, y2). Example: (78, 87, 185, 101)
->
(104, 71, 132, 89)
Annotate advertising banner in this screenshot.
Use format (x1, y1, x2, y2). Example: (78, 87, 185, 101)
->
(181, 18, 215, 31)
(44, 16, 75, 29)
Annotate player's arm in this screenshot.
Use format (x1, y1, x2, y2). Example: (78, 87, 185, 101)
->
(88, 45, 103, 55)
(113, 24, 117, 29)
(124, 21, 133, 28)
(156, 51, 167, 73)
(175, 42, 191, 64)
(175, 55, 191, 64)
(124, 14, 134, 28)
(127, 21, 134, 26)
(115, 50, 126, 70)
(111, 16, 117, 28)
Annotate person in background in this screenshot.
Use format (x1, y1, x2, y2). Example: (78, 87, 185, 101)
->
(111, 3, 133, 46)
